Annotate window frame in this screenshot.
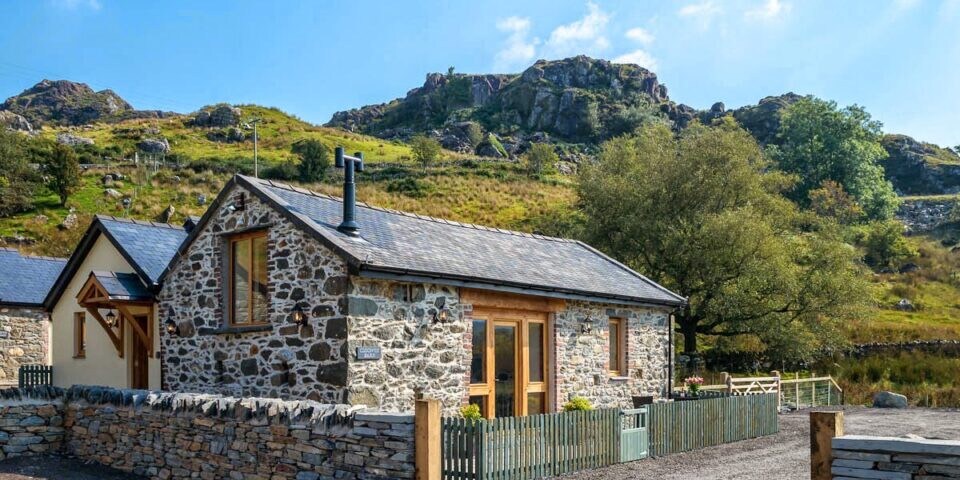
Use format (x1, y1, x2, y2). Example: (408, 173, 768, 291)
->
(73, 312, 86, 359)
(227, 229, 270, 327)
(609, 317, 626, 376)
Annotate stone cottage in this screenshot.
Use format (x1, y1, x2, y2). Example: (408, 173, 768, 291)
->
(42, 216, 189, 390)
(157, 169, 685, 416)
(0, 248, 66, 385)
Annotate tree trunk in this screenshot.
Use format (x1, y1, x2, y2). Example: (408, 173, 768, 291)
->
(678, 316, 698, 355)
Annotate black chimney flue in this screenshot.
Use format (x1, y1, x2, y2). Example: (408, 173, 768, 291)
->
(335, 146, 364, 236)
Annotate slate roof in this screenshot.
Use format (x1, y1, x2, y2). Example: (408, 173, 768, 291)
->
(216, 175, 684, 307)
(90, 271, 152, 301)
(43, 216, 188, 309)
(0, 248, 66, 307)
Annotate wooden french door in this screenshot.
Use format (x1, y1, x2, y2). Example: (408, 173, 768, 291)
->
(469, 308, 549, 418)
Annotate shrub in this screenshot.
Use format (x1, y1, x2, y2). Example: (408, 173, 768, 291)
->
(562, 396, 594, 412)
(262, 161, 299, 181)
(410, 135, 441, 171)
(385, 177, 434, 198)
(857, 220, 918, 270)
(523, 143, 559, 177)
(460, 404, 482, 422)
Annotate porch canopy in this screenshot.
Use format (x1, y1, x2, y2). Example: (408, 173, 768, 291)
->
(76, 271, 155, 358)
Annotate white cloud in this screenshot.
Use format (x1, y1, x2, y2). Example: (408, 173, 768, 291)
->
(51, 0, 101, 10)
(624, 27, 654, 45)
(494, 16, 539, 71)
(543, 2, 611, 57)
(744, 0, 791, 20)
(612, 49, 658, 70)
(678, 1, 721, 19)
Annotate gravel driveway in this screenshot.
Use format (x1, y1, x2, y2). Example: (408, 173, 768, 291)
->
(557, 407, 960, 480)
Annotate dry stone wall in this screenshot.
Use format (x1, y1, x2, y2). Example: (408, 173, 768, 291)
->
(832, 435, 960, 479)
(159, 184, 351, 402)
(0, 385, 415, 480)
(0, 308, 49, 385)
(554, 302, 670, 408)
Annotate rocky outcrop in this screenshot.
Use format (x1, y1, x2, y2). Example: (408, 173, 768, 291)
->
(729, 92, 804, 144)
(872, 391, 908, 408)
(190, 104, 242, 128)
(137, 137, 170, 154)
(55, 132, 94, 146)
(896, 197, 958, 233)
(0, 111, 32, 132)
(881, 134, 960, 195)
(0, 79, 133, 126)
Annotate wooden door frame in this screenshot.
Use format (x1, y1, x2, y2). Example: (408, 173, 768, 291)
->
(129, 314, 150, 389)
(468, 306, 551, 418)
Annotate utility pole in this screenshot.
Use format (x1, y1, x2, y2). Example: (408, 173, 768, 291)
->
(248, 117, 263, 177)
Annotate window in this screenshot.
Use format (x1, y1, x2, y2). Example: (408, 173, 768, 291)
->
(609, 318, 625, 376)
(73, 312, 86, 358)
(229, 230, 269, 325)
(470, 319, 487, 384)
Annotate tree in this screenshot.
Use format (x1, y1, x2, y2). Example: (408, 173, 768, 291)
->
(410, 135, 441, 171)
(808, 180, 864, 225)
(0, 130, 39, 216)
(773, 97, 899, 220)
(857, 220, 917, 270)
(292, 139, 330, 183)
(464, 122, 484, 148)
(578, 120, 868, 358)
(523, 143, 558, 177)
(41, 143, 80, 207)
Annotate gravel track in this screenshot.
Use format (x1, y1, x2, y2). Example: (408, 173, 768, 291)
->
(556, 407, 960, 480)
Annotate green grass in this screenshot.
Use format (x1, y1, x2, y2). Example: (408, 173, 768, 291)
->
(831, 351, 960, 407)
(901, 194, 960, 202)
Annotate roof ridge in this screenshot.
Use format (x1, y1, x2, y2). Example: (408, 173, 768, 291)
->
(95, 214, 185, 231)
(0, 247, 67, 263)
(247, 176, 577, 244)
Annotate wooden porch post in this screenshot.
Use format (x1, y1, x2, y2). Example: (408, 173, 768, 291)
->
(416, 398, 441, 480)
(810, 411, 843, 480)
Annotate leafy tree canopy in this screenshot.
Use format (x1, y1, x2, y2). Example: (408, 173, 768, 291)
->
(523, 143, 558, 177)
(772, 97, 899, 220)
(410, 135, 441, 171)
(0, 130, 39, 216)
(41, 143, 81, 207)
(292, 139, 330, 183)
(578, 120, 869, 361)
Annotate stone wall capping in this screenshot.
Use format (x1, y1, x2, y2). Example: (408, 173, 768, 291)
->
(834, 435, 960, 456)
(355, 411, 416, 424)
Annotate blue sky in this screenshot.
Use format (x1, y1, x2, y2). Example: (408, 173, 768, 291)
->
(1, 0, 958, 146)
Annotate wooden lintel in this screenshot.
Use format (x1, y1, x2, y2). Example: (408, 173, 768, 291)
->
(460, 287, 566, 312)
(86, 307, 124, 358)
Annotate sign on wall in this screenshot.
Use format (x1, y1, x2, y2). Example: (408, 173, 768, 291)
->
(356, 346, 381, 361)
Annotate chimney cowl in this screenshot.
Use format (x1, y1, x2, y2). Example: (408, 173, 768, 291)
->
(335, 147, 364, 236)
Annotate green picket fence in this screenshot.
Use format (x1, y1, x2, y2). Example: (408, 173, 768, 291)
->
(441, 409, 622, 480)
(18, 364, 53, 388)
(647, 393, 779, 457)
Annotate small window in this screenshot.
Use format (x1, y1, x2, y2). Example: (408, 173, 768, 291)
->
(609, 318, 625, 376)
(470, 319, 487, 384)
(229, 230, 270, 325)
(74, 312, 86, 358)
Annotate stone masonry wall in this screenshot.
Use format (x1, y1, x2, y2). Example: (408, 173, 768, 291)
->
(0, 386, 415, 480)
(0, 308, 50, 385)
(159, 184, 351, 402)
(554, 302, 671, 409)
(832, 435, 960, 479)
(346, 278, 468, 414)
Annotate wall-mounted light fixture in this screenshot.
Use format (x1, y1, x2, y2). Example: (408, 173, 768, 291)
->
(432, 297, 450, 324)
(292, 305, 307, 326)
(222, 193, 246, 214)
(580, 316, 594, 334)
(105, 310, 119, 328)
(164, 319, 180, 336)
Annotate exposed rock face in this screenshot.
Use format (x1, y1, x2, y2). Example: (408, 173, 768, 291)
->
(55, 133, 94, 147)
(729, 92, 804, 144)
(881, 134, 960, 195)
(0, 79, 133, 126)
(0, 308, 50, 385)
(0, 111, 32, 132)
(327, 56, 675, 142)
(896, 198, 958, 233)
(191, 104, 242, 128)
(137, 137, 170, 154)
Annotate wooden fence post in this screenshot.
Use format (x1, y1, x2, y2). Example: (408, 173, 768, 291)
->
(810, 411, 843, 480)
(416, 398, 441, 480)
(771, 371, 782, 410)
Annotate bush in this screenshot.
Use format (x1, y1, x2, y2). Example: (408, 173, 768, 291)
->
(856, 220, 918, 270)
(561, 396, 594, 412)
(411, 135, 441, 170)
(385, 178, 434, 198)
(523, 143, 559, 177)
(460, 404, 482, 422)
(262, 161, 299, 181)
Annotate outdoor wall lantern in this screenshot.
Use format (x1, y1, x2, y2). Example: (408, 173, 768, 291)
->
(291, 305, 308, 326)
(580, 316, 595, 334)
(105, 310, 119, 328)
(164, 319, 180, 336)
(432, 297, 450, 324)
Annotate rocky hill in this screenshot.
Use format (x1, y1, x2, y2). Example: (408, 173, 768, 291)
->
(0, 79, 174, 128)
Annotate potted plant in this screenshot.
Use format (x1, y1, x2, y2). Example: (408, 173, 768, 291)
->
(685, 376, 705, 397)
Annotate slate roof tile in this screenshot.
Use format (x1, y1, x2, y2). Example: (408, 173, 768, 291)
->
(0, 248, 67, 306)
(91, 271, 152, 301)
(97, 216, 188, 285)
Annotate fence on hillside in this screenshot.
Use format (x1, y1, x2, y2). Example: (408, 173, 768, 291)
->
(441, 409, 622, 480)
(647, 393, 779, 457)
(18, 364, 52, 388)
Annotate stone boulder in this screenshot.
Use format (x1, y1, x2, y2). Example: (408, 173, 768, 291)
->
(895, 299, 915, 311)
(873, 391, 908, 408)
(0, 111, 32, 132)
(137, 137, 170, 154)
